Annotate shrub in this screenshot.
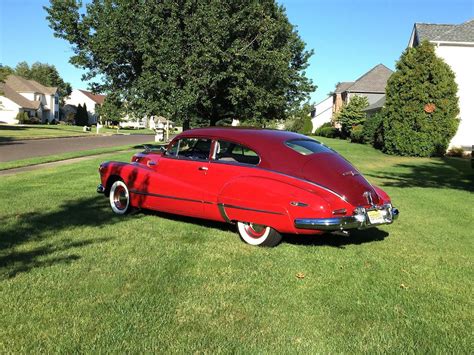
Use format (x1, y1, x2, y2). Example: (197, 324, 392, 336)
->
(446, 146, 466, 158)
(350, 125, 364, 143)
(314, 122, 332, 135)
(335, 95, 368, 138)
(16, 112, 29, 124)
(64, 112, 75, 125)
(362, 113, 384, 148)
(316, 126, 339, 138)
(382, 41, 460, 157)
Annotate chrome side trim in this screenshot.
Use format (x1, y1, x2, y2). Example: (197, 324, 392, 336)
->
(217, 203, 232, 223)
(129, 189, 214, 205)
(222, 203, 284, 216)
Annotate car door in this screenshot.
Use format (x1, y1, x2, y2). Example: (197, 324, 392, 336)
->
(149, 137, 212, 218)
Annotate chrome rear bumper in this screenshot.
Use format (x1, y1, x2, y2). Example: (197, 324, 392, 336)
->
(295, 205, 399, 231)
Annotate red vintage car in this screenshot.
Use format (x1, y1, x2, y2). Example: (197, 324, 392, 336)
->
(97, 127, 398, 246)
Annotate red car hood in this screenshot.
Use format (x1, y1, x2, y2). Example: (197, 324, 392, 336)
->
(300, 152, 379, 207)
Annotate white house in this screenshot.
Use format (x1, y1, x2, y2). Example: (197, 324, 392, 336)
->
(409, 19, 474, 150)
(65, 89, 106, 124)
(0, 75, 58, 124)
(311, 96, 333, 132)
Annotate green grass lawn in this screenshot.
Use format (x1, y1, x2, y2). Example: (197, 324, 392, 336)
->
(0, 138, 472, 352)
(0, 124, 154, 142)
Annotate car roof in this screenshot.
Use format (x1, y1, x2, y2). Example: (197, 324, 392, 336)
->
(177, 127, 307, 147)
(175, 127, 314, 171)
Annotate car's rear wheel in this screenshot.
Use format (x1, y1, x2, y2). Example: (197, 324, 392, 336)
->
(237, 222, 282, 247)
(109, 180, 131, 215)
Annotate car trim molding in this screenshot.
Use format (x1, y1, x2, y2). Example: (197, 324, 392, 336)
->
(217, 203, 232, 223)
(129, 189, 214, 205)
(222, 203, 284, 216)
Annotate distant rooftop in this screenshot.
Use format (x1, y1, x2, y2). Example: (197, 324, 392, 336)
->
(412, 18, 474, 45)
(334, 64, 393, 94)
(78, 89, 106, 105)
(5, 75, 57, 95)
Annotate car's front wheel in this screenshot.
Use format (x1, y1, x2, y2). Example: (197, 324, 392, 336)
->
(109, 180, 131, 215)
(237, 222, 282, 247)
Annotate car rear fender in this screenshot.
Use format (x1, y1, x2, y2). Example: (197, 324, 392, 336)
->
(217, 176, 334, 234)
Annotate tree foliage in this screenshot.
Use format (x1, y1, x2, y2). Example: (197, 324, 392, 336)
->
(286, 103, 313, 134)
(382, 41, 459, 156)
(5, 62, 72, 104)
(96, 95, 125, 125)
(45, 0, 315, 127)
(335, 95, 368, 138)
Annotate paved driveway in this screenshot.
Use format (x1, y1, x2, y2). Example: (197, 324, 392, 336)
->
(0, 134, 155, 162)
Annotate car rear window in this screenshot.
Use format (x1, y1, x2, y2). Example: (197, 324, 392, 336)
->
(285, 139, 334, 155)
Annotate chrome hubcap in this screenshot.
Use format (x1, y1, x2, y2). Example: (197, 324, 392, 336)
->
(113, 186, 128, 210)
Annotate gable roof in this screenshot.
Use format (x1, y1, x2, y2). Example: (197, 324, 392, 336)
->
(335, 82, 354, 93)
(5, 75, 57, 95)
(342, 64, 393, 94)
(78, 89, 106, 104)
(0, 82, 41, 109)
(413, 19, 474, 44)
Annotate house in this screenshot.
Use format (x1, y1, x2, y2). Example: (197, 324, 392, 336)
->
(310, 96, 332, 132)
(64, 89, 106, 124)
(408, 19, 474, 149)
(311, 64, 393, 131)
(332, 64, 393, 115)
(0, 75, 59, 124)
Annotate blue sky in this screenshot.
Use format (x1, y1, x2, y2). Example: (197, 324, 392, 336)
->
(1, 0, 473, 103)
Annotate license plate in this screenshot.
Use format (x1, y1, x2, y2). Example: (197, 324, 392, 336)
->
(367, 210, 385, 224)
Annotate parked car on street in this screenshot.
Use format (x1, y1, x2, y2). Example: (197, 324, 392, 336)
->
(97, 127, 399, 246)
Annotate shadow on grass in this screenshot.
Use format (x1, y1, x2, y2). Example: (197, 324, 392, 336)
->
(366, 158, 473, 192)
(0, 195, 125, 279)
(283, 228, 389, 248)
(139, 209, 235, 233)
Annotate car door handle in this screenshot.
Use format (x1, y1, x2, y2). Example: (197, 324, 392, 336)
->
(198, 166, 208, 171)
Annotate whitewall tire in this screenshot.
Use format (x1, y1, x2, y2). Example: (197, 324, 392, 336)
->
(109, 180, 131, 215)
(237, 222, 282, 247)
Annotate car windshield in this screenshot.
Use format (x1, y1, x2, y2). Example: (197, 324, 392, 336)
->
(285, 139, 334, 156)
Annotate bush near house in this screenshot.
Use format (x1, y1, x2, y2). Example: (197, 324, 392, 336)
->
(349, 125, 364, 143)
(382, 41, 460, 157)
(314, 122, 339, 138)
(287, 104, 313, 135)
(362, 112, 384, 148)
(334, 95, 369, 139)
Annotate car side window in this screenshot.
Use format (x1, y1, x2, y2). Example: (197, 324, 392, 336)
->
(213, 140, 260, 165)
(166, 138, 211, 160)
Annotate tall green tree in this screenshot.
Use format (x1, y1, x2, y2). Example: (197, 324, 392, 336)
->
(96, 95, 125, 125)
(335, 95, 369, 138)
(12, 61, 72, 104)
(382, 41, 459, 156)
(45, 0, 315, 128)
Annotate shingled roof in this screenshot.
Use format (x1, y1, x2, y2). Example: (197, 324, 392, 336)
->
(5, 75, 57, 95)
(340, 64, 393, 94)
(413, 19, 474, 44)
(78, 89, 106, 104)
(0, 82, 41, 109)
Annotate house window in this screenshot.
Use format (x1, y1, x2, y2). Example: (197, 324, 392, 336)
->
(55, 111, 59, 119)
(54, 95, 59, 104)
